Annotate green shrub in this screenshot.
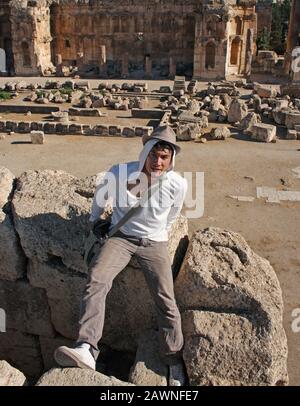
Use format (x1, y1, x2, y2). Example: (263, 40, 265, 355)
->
(0, 91, 12, 100)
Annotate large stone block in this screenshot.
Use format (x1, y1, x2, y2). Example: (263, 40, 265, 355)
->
(0, 280, 54, 337)
(251, 123, 276, 142)
(0, 360, 26, 386)
(0, 120, 6, 132)
(285, 112, 300, 129)
(129, 330, 168, 386)
(28, 259, 86, 340)
(30, 131, 45, 145)
(18, 122, 31, 134)
(11, 170, 92, 272)
(0, 329, 43, 379)
(175, 227, 288, 386)
(254, 84, 277, 98)
(94, 125, 109, 136)
(39, 336, 74, 371)
(182, 310, 287, 386)
(0, 167, 26, 281)
(0, 212, 26, 281)
(0, 166, 14, 209)
(36, 368, 134, 386)
(228, 99, 248, 123)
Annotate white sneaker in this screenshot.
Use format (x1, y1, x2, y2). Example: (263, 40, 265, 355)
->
(169, 361, 186, 386)
(54, 343, 96, 370)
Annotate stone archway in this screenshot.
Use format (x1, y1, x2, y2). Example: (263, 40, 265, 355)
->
(205, 42, 216, 69)
(230, 37, 240, 65)
(0, 48, 6, 73)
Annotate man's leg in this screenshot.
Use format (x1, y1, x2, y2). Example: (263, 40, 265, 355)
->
(77, 237, 136, 353)
(136, 240, 184, 365)
(55, 237, 136, 368)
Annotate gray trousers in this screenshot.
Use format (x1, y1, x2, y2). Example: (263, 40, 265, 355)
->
(77, 232, 184, 365)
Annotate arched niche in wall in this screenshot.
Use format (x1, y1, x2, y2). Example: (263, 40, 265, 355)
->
(205, 41, 216, 69)
(21, 41, 31, 67)
(230, 37, 241, 65)
(235, 16, 242, 36)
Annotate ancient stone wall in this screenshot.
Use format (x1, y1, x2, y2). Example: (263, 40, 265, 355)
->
(193, 0, 257, 79)
(7, 0, 257, 79)
(0, 0, 13, 74)
(50, 0, 196, 79)
(10, 0, 54, 76)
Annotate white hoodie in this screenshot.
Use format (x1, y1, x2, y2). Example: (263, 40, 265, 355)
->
(90, 138, 187, 241)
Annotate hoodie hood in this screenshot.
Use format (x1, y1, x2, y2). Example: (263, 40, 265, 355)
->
(128, 138, 176, 182)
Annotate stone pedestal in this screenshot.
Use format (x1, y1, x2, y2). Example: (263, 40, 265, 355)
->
(99, 45, 107, 77)
(145, 56, 152, 79)
(77, 52, 84, 73)
(292, 47, 300, 81)
(121, 53, 129, 78)
(169, 57, 176, 79)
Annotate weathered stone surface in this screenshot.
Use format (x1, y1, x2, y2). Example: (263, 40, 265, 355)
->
(39, 336, 75, 371)
(272, 108, 289, 126)
(175, 227, 288, 386)
(11, 170, 91, 273)
(251, 123, 276, 143)
(0, 167, 27, 281)
(28, 259, 86, 340)
(254, 84, 277, 98)
(129, 330, 168, 386)
(239, 112, 260, 133)
(182, 310, 287, 386)
(0, 360, 26, 386)
(286, 129, 298, 140)
(228, 99, 248, 123)
(0, 329, 43, 378)
(30, 131, 45, 145)
(0, 167, 14, 209)
(176, 123, 201, 141)
(285, 112, 300, 129)
(209, 127, 231, 140)
(0, 280, 54, 337)
(0, 212, 26, 282)
(36, 368, 134, 386)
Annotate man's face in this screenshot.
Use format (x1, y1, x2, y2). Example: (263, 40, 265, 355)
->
(144, 146, 173, 177)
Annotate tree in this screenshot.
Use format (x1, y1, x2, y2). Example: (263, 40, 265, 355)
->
(269, 0, 291, 54)
(257, 27, 271, 51)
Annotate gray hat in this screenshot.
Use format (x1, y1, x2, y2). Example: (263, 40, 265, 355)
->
(142, 125, 181, 154)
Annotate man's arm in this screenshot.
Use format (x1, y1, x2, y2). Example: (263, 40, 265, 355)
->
(166, 178, 188, 232)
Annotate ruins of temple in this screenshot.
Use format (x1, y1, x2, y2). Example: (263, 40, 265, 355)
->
(0, 0, 257, 79)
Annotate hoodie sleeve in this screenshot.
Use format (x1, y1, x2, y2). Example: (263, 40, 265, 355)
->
(166, 176, 188, 232)
(89, 165, 116, 222)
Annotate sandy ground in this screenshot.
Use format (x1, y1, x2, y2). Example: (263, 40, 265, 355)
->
(0, 131, 299, 385)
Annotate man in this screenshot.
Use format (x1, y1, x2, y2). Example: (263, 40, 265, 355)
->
(54, 125, 188, 386)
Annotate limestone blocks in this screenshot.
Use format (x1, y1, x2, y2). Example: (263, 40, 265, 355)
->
(175, 227, 288, 386)
(251, 123, 277, 143)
